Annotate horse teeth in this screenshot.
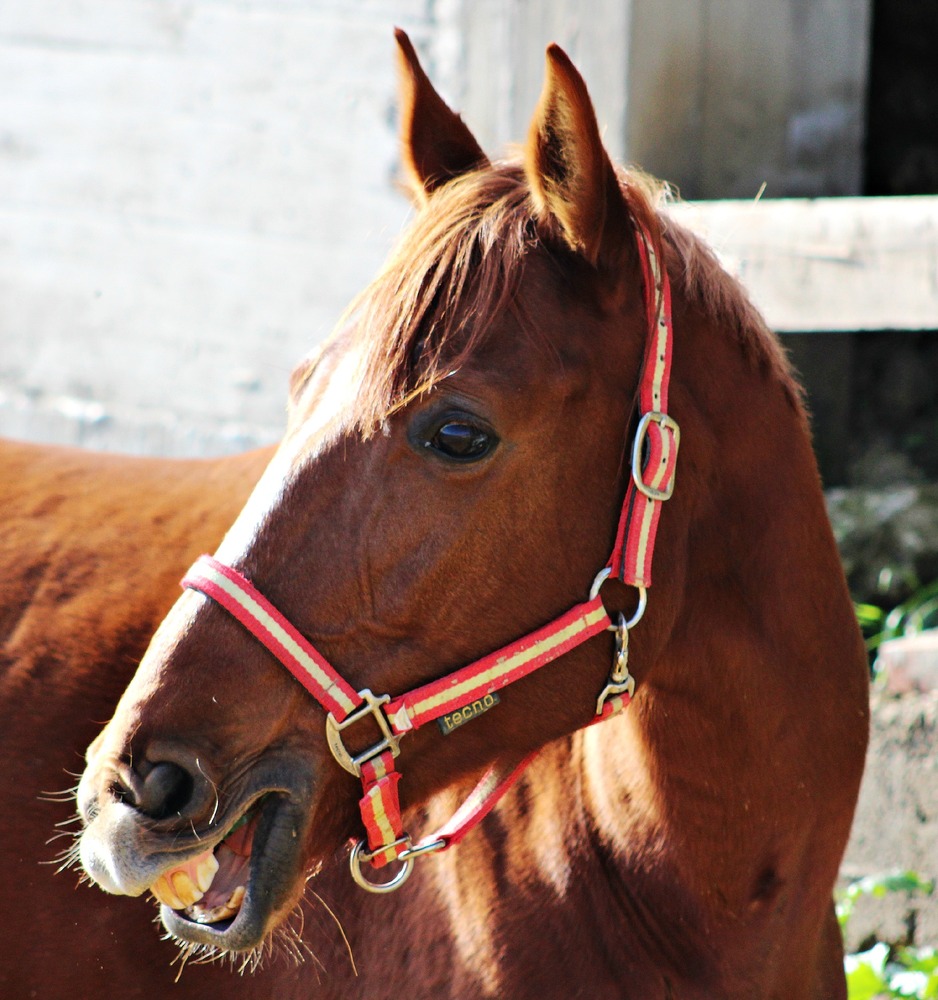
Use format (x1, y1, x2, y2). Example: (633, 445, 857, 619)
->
(185, 885, 246, 925)
(150, 874, 184, 910)
(170, 871, 204, 908)
(149, 849, 216, 910)
(195, 853, 219, 893)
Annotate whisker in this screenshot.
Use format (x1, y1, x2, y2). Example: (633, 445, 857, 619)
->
(310, 889, 358, 976)
(52, 815, 83, 828)
(38, 787, 80, 803)
(171, 942, 196, 982)
(195, 758, 220, 827)
(44, 830, 76, 845)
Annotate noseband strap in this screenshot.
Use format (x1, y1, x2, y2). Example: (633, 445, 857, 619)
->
(181, 221, 678, 892)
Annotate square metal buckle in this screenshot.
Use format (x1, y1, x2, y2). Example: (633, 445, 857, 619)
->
(325, 689, 401, 777)
(631, 411, 680, 501)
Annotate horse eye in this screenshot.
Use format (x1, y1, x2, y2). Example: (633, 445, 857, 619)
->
(426, 421, 496, 461)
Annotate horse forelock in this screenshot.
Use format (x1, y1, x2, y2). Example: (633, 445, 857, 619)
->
(299, 158, 800, 437)
(344, 162, 538, 433)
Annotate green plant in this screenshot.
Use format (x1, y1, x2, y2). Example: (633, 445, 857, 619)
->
(855, 580, 938, 680)
(840, 871, 936, 999)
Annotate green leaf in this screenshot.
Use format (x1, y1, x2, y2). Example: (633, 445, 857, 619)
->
(846, 941, 890, 999)
(845, 959, 889, 1000)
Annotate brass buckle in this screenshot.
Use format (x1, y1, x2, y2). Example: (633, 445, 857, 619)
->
(325, 689, 401, 777)
(631, 411, 680, 501)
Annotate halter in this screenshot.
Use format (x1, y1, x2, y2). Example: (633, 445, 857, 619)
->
(181, 224, 679, 893)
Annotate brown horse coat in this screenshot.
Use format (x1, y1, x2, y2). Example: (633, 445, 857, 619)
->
(0, 440, 269, 996)
(0, 438, 472, 996)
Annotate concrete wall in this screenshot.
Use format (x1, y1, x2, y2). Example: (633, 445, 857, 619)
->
(0, 0, 641, 457)
(0, 0, 420, 455)
(1, 0, 877, 457)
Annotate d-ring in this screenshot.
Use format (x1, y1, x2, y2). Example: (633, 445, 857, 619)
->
(349, 839, 415, 894)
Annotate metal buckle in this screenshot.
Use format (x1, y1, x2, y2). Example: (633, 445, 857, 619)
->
(325, 689, 401, 777)
(596, 612, 636, 715)
(631, 411, 680, 502)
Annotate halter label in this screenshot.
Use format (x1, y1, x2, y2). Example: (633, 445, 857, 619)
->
(437, 692, 500, 735)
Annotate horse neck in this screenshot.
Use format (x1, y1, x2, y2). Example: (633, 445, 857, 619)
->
(580, 287, 868, 912)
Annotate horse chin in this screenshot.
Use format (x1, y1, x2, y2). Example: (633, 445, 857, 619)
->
(156, 792, 311, 954)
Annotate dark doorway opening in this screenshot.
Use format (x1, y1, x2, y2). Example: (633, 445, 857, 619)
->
(864, 0, 938, 195)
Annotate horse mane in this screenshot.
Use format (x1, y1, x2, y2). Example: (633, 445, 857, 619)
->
(656, 201, 805, 413)
(313, 160, 802, 433)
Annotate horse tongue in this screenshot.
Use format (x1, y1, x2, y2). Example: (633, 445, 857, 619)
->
(223, 815, 255, 857)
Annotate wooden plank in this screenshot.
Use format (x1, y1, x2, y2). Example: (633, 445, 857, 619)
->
(626, 0, 871, 199)
(668, 196, 938, 332)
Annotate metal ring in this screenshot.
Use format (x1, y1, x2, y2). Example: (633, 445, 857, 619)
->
(624, 585, 648, 630)
(590, 569, 648, 632)
(349, 840, 415, 894)
(589, 567, 612, 600)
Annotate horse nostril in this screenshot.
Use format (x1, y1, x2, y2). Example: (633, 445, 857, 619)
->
(133, 761, 195, 820)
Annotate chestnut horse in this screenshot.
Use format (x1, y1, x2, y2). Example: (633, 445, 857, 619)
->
(76, 32, 869, 999)
(0, 439, 267, 996)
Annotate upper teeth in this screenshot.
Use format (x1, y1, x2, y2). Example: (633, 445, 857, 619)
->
(150, 850, 218, 910)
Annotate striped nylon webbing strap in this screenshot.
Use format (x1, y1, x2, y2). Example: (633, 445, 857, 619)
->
(608, 232, 678, 588)
(180, 555, 360, 720)
(384, 596, 609, 734)
(412, 753, 538, 852)
(359, 751, 406, 866)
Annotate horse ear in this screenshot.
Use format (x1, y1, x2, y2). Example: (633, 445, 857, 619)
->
(394, 28, 489, 203)
(525, 45, 630, 268)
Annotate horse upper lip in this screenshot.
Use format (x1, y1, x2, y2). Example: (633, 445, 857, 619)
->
(79, 800, 167, 897)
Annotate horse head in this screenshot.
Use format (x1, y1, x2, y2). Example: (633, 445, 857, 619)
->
(77, 32, 670, 952)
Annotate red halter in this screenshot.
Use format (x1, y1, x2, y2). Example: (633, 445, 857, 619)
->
(181, 224, 678, 892)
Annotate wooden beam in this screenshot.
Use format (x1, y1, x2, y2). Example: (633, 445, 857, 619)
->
(667, 196, 938, 332)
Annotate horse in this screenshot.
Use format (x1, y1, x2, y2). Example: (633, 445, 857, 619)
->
(0, 439, 271, 995)
(74, 30, 870, 998)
